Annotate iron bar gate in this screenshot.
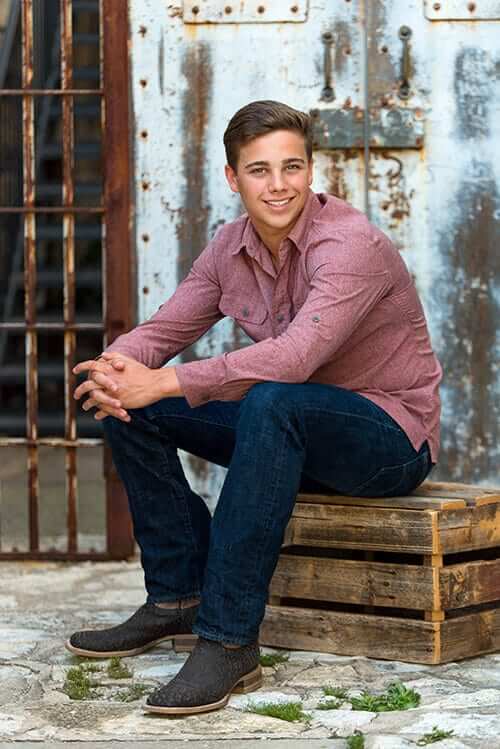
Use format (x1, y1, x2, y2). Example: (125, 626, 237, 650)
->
(0, 0, 135, 559)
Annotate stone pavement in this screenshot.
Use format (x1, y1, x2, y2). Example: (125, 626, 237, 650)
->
(1, 560, 500, 748)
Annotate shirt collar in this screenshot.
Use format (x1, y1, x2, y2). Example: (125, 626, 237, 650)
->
(231, 189, 321, 258)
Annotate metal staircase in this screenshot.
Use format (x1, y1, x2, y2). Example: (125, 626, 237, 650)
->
(0, 0, 103, 437)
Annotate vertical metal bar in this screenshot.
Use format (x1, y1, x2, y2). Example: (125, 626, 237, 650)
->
(362, 0, 371, 220)
(102, 0, 135, 558)
(22, 0, 39, 551)
(61, 0, 78, 553)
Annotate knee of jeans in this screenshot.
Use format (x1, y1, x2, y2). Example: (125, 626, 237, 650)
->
(241, 382, 294, 417)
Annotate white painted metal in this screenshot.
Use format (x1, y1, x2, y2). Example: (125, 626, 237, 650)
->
(182, 0, 309, 24)
(424, 0, 500, 20)
(128, 0, 499, 501)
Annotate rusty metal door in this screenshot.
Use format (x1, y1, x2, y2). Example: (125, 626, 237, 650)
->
(129, 0, 499, 498)
(0, 0, 135, 558)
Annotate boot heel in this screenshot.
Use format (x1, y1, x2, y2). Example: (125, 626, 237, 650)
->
(172, 634, 198, 653)
(233, 665, 263, 694)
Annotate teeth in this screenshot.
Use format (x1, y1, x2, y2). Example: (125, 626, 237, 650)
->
(267, 199, 290, 206)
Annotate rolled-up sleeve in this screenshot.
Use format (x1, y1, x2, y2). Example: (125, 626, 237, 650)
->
(175, 257, 392, 407)
(104, 240, 223, 369)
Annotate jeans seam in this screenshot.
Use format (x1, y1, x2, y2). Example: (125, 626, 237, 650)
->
(297, 405, 405, 434)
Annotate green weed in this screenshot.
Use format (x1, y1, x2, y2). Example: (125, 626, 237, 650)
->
(259, 652, 290, 667)
(116, 683, 150, 702)
(350, 681, 420, 712)
(316, 698, 343, 710)
(416, 726, 455, 745)
(346, 730, 365, 748)
(246, 700, 311, 724)
(106, 656, 133, 679)
(63, 665, 95, 700)
(323, 685, 349, 699)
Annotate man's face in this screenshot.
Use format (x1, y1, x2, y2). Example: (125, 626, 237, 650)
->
(224, 129, 313, 242)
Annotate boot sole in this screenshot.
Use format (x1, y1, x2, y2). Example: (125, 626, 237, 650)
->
(64, 633, 198, 659)
(142, 664, 263, 716)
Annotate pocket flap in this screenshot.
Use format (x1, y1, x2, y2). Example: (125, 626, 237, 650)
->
(219, 294, 268, 324)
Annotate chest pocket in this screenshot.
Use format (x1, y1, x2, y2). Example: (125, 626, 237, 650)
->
(219, 294, 268, 325)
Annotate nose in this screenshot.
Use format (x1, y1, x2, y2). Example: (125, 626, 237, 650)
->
(268, 169, 286, 193)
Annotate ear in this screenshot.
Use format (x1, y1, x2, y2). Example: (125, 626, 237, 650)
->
(307, 158, 314, 186)
(225, 163, 240, 194)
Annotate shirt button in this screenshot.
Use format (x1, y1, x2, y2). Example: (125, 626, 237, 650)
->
(312, 314, 320, 322)
(277, 314, 285, 323)
(242, 307, 250, 317)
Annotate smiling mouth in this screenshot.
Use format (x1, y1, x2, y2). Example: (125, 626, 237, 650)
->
(264, 197, 294, 208)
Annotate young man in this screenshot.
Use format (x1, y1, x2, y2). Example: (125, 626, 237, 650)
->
(67, 100, 442, 715)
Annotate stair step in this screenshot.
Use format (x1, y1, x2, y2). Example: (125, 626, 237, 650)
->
(40, 142, 101, 159)
(0, 363, 64, 382)
(11, 270, 101, 288)
(48, 103, 101, 120)
(73, 0, 100, 12)
(0, 413, 101, 438)
(74, 33, 99, 45)
(36, 225, 101, 240)
(73, 67, 100, 82)
(36, 183, 102, 198)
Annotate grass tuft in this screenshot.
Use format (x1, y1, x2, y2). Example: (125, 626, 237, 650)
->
(106, 656, 133, 680)
(63, 665, 95, 700)
(346, 730, 365, 748)
(246, 700, 311, 724)
(416, 726, 455, 745)
(349, 681, 420, 712)
(316, 698, 343, 710)
(116, 683, 150, 702)
(259, 653, 290, 667)
(323, 685, 349, 699)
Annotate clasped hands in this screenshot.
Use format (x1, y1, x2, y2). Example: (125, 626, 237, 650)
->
(73, 352, 182, 421)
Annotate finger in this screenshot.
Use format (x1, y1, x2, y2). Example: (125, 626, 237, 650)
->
(95, 407, 130, 422)
(82, 397, 98, 412)
(73, 359, 102, 375)
(91, 388, 122, 409)
(100, 352, 126, 370)
(91, 370, 120, 392)
(74, 379, 105, 400)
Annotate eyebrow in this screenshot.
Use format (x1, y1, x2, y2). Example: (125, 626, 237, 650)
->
(243, 157, 306, 169)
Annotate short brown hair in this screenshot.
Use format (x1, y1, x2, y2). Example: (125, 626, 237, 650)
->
(223, 100, 313, 171)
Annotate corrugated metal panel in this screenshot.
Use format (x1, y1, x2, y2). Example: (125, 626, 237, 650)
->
(129, 0, 499, 500)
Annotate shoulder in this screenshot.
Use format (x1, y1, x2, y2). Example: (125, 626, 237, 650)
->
(306, 194, 406, 279)
(210, 214, 248, 253)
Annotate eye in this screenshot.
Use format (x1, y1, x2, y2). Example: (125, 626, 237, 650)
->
(250, 167, 266, 175)
(286, 164, 301, 171)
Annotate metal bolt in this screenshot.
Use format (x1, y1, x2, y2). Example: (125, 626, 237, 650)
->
(290, 4, 299, 12)
(381, 202, 390, 211)
(140, 129, 148, 139)
(139, 78, 148, 88)
(224, 5, 232, 12)
(142, 181, 150, 191)
(380, 45, 388, 53)
(192, 5, 200, 14)
(142, 233, 150, 242)
(142, 286, 149, 295)
(257, 5, 265, 13)
(322, 31, 333, 41)
(467, 1, 476, 10)
(344, 46, 351, 55)
(139, 25, 147, 36)
(433, 2, 441, 10)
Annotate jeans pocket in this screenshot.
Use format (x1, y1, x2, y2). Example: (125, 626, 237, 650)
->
(349, 445, 431, 498)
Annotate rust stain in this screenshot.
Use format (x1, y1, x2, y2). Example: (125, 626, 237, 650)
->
(327, 152, 350, 201)
(177, 43, 212, 363)
(436, 172, 499, 482)
(454, 48, 494, 140)
(332, 20, 352, 75)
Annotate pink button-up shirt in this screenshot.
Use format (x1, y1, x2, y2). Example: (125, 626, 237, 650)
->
(107, 191, 442, 462)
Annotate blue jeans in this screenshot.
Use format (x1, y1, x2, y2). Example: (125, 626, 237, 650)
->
(103, 382, 433, 645)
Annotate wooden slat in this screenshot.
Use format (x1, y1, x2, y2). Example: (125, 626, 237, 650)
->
(270, 554, 436, 610)
(261, 605, 439, 664)
(415, 481, 500, 503)
(440, 607, 500, 662)
(438, 504, 500, 553)
(296, 492, 466, 511)
(441, 559, 500, 609)
(288, 504, 437, 554)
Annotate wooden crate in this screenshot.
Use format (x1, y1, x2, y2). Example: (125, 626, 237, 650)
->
(260, 481, 500, 664)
